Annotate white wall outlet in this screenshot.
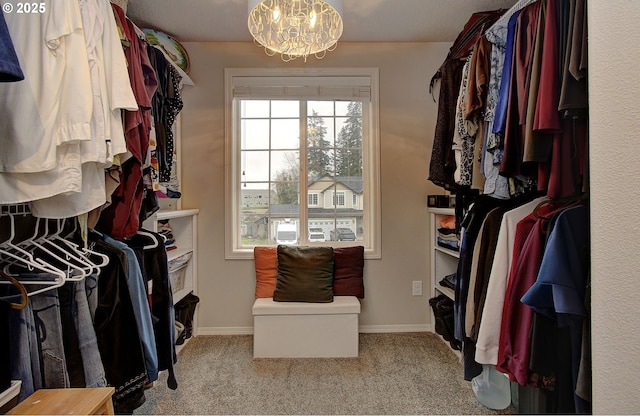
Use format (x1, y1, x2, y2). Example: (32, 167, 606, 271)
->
(412, 280, 423, 296)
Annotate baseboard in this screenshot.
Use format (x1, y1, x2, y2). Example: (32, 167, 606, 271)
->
(359, 324, 431, 333)
(197, 326, 254, 335)
(196, 324, 432, 336)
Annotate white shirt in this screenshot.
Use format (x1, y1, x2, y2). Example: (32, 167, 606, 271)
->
(474, 196, 546, 365)
(0, 0, 92, 173)
(29, 0, 137, 218)
(0, 143, 82, 205)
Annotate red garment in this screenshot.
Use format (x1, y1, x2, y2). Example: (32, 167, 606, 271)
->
(545, 117, 587, 199)
(534, 0, 562, 134)
(497, 203, 554, 385)
(97, 4, 158, 239)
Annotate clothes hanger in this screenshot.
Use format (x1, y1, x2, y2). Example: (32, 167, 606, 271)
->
(533, 192, 589, 221)
(18, 217, 88, 282)
(0, 269, 28, 310)
(58, 218, 110, 270)
(42, 218, 98, 276)
(0, 249, 67, 296)
(0, 211, 42, 266)
(137, 229, 159, 250)
(55, 218, 110, 269)
(0, 211, 67, 295)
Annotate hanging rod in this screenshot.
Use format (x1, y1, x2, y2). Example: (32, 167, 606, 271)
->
(0, 203, 31, 216)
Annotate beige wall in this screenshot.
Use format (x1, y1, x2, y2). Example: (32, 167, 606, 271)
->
(589, 1, 640, 413)
(179, 41, 450, 333)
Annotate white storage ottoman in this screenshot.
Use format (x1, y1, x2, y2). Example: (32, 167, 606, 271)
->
(252, 296, 361, 358)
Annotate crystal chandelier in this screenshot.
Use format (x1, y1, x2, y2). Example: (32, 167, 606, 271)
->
(248, 0, 344, 62)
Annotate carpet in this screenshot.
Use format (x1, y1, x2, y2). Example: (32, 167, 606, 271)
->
(135, 332, 515, 415)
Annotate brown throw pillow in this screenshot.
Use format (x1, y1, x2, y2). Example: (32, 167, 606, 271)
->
(273, 245, 334, 302)
(254, 246, 278, 298)
(333, 246, 365, 298)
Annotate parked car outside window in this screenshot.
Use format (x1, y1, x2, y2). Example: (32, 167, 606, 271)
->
(308, 228, 326, 242)
(330, 228, 356, 241)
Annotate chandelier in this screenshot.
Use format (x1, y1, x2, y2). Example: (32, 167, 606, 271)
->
(248, 0, 344, 62)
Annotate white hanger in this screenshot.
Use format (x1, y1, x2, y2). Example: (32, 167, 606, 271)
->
(137, 229, 159, 250)
(43, 218, 99, 276)
(18, 217, 88, 282)
(60, 217, 110, 272)
(0, 213, 67, 296)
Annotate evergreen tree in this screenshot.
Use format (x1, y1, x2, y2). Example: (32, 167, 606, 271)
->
(335, 102, 363, 177)
(274, 152, 299, 204)
(307, 110, 332, 178)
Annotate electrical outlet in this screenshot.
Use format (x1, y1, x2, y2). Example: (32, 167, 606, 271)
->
(412, 280, 423, 296)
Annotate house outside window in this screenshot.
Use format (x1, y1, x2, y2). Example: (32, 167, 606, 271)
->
(225, 68, 380, 259)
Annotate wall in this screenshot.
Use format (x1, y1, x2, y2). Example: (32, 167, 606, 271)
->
(179, 42, 450, 333)
(589, 1, 640, 413)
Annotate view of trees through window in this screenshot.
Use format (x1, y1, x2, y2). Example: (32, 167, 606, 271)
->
(240, 99, 365, 246)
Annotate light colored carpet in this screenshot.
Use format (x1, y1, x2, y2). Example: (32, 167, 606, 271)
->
(135, 332, 515, 415)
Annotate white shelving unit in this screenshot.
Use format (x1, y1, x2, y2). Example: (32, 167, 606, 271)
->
(429, 207, 458, 300)
(143, 208, 199, 352)
(428, 207, 460, 356)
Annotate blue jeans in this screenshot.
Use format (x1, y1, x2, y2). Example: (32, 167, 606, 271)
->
(72, 280, 107, 388)
(7, 299, 41, 401)
(30, 289, 70, 389)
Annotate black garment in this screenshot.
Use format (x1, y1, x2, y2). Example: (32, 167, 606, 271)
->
(428, 58, 465, 190)
(454, 195, 505, 381)
(175, 294, 199, 344)
(147, 46, 183, 183)
(90, 236, 147, 413)
(125, 231, 178, 390)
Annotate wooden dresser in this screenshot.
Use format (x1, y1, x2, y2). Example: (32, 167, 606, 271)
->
(7, 387, 115, 415)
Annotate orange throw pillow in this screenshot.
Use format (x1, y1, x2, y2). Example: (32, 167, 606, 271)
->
(254, 246, 278, 298)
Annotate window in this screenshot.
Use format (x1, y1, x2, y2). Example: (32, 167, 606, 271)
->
(225, 68, 380, 259)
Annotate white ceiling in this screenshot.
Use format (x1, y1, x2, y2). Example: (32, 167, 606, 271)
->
(126, 0, 518, 43)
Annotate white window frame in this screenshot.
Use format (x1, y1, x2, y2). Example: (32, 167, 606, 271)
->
(308, 192, 319, 207)
(224, 68, 381, 259)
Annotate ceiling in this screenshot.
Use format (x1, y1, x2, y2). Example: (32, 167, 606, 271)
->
(126, 0, 518, 43)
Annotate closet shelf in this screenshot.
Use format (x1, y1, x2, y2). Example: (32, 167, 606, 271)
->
(167, 247, 194, 262)
(435, 285, 455, 301)
(435, 245, 460, 258)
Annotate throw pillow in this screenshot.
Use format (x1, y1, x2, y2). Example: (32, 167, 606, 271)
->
(333, 246, 365, 298)
(254, 246, 278, 298)
(273, 245, 334, 302)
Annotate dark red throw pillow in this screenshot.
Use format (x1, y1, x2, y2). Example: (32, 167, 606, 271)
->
(333, 246, 365, 298)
